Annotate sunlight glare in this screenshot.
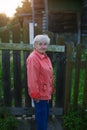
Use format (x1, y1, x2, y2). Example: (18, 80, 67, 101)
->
(0, 0, 23, 17)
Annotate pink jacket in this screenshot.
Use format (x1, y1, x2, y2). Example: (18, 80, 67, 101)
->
(26, 49, 54, 100)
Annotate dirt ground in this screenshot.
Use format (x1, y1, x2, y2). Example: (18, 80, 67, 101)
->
(17, 116, 63, 130)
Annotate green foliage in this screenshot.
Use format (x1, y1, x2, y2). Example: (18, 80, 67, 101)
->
(0, 116, 18, 130)
(71, 68, 85, 104)
(15, 0, 32, 15)
(63, 108, 87, 130)
(0, 13, 9, 27)
(0, 107, 18, 130)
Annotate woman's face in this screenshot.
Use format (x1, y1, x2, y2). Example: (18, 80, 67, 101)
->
(35, 42, 48, 54)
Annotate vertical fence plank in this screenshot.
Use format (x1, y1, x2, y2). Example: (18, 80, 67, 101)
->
(12, 25, 22, 107)
(73, 44, 81, 109)
(2, 51, 11, 106)
(23, 51, 32, 107)
(55, 52, 66, 108)
(1, 29, 11, 106)
(64, 44, 72, 113)
(47, 52, 54, 107)
(23, 22, 32, 107)
(13, 51, 22, 107)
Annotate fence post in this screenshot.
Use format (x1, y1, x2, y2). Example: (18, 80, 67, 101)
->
(23, 22, 32, 107)
(55, 51, 66, 108)
(55, 40, 66, 109)
(64, 44, 72, 113)
(1, 28, 11, 106)
(73, 44, 81, 109)
(12, 24, 22, 107)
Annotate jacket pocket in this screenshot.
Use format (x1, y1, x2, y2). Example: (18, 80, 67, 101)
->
(43, 84, 47, 91)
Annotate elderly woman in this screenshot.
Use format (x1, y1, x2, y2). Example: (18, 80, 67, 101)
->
(26, 34, 54, 130)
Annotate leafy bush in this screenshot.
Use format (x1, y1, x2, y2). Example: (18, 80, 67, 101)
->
(0, 107, 18, 130)
(0, 116, 18, 130)
(63, 108, 87, 130)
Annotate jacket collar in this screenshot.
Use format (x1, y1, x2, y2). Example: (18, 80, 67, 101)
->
(34, 49, 47, 59)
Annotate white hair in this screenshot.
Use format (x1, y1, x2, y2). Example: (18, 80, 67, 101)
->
(33, 34, 50, 47)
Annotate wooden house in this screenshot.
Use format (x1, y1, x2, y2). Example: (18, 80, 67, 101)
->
(32, 0, 87, 44)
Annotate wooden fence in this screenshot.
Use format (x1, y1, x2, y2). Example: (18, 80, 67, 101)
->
(0, 25, 87, 118)
(0, 43, 87, 115)
(64, 44, 87, 113)
(0, 42, 65, 116)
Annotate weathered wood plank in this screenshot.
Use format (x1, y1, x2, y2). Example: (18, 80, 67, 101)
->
(1, 28, 11, 106)
(73, 44, 81, 109)
(55, 52, 66, 108)
(0, 43, 65, 52)
(13, 51, 22, 107)
(2, 51, 11, 106)
(6, 107, 63, 116)
(64, 44, 72, 113)
(12, 26, 22, 107)
(23, 51, 31, 107)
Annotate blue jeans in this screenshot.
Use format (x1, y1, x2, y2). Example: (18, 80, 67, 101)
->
(34, 100, 49, 130)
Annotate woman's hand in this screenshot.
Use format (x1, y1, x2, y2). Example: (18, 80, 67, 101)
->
(34, 99, 40, 103)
